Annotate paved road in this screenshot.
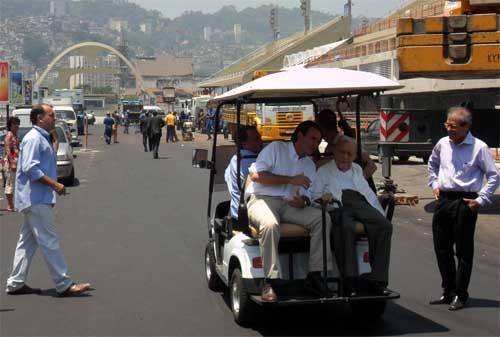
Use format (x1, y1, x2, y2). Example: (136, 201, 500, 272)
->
(1, 126, 498, 336)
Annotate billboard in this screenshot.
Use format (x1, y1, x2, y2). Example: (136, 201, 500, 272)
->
(10, 71, 23, 104)
(0, 61, 8, 104)
(24, 80, 33, 105)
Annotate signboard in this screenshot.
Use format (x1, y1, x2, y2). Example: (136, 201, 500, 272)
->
(24, 80, 33, 105)
(10, 71, 23, 104)
(0, 61, 9, 104)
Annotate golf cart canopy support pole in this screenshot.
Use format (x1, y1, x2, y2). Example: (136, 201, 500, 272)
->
(207, 103, 224, 221)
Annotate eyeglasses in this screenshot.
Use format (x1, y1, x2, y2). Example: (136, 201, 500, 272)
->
(444, 122, 466, 129)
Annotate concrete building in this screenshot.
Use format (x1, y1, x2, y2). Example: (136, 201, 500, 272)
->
(203, 27, 212, 42)
(234, 24, 242, 44)
(108, 18, 128, 33)
(69, 55, 119, 90)
(49, 0, 68, 18)
(135, 55, 195, 93)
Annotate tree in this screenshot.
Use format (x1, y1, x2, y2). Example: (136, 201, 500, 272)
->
(22, 36, 50, 66)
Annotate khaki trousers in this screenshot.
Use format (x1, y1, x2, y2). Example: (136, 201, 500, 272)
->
(247, 194, 333, 279)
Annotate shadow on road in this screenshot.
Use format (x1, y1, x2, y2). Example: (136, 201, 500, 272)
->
(467, 297, 500, 309)
(0, 309, 15, 313)
(37, 288, 93, 299)
(424, 195, 500, 215)
(219, 293, 449, 336)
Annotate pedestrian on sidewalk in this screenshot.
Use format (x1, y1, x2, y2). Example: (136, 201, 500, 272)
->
(103, 112, 114, 145)
(165, 111, 176, 143)
(5, 104, 91, 297)
(149, 110, 165, 159)
(112, 113, 119, 143)
(140, 111, 152, 152)
(123, 110, 130, 134)
(206, 107, 215, 140)
(3, 116, 20, 212)
(428, 106, 499, 311)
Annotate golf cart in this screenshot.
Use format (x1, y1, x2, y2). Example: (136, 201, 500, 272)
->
(193, 68, 403, 326)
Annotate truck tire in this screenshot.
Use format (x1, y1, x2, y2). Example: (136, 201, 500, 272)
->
(230, 267, 258, 326)
(205, 242, 224, 291)
(351, 300, 387, 321)
(397, 155, 409, 163)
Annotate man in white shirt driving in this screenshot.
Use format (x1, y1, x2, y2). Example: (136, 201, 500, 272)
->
(247, 121, 333, 302)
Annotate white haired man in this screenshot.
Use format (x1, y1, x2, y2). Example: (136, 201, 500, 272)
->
(428, 107, 499, 311)
(312, 135, 392, 296)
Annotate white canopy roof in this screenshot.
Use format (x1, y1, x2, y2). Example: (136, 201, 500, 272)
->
(212, 67, 404, 103)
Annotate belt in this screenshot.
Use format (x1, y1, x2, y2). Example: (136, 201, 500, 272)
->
(440, 191, 478, 199)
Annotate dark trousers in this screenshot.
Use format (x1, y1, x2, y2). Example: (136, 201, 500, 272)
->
(332, 190, 392, 284)
(104, 128, 112, 144)
(142, 133, 150, 151)
(166, 126, 176, 143)
(151, 133, 161, 158)
(432, 191, 478, 300)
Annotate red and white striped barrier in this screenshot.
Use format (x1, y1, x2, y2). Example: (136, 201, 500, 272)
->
(380, 111, 410, 142)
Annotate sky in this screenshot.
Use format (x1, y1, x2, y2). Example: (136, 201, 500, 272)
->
(128, 0, 409, 18)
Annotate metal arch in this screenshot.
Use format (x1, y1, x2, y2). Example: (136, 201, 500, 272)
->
(35, 41, 145, 92)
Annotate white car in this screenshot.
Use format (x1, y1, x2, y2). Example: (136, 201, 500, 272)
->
(54, 106, 80, 146)
(54, 125, 75, 185)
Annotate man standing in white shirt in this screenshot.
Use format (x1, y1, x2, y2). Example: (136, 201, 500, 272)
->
(313, 135, 392, 296)
(247, 121, 333, 302)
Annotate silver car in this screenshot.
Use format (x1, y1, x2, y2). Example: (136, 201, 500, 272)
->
(55, 125, 76, 185)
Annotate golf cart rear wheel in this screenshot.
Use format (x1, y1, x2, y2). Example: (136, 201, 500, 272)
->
(351, 300, 387, 320)
(205, 242, 224, 291)
(230, 267, 257, 326)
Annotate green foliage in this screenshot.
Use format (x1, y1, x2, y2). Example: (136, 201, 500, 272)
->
(22, 35, 50, 66)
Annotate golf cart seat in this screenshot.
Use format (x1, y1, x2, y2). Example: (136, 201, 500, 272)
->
(248, 222, 309, 239)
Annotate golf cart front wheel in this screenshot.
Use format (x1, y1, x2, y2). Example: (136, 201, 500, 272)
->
(350, 299, 387, 320)
(230, 267, 257, 326)
(205, 242, 224, 291)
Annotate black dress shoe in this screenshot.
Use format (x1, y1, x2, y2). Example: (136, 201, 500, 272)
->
(449, 296, 465, 311)
(305, 272, 332, 298)
(367, 281, 390, 296)
(7, 285, 42, 295)
(429, 294, 453, 305)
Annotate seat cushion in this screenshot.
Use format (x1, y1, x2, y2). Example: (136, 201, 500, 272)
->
(249, 222, 310, 239)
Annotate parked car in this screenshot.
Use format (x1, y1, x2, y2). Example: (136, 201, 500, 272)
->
(361, 118, 431, 163)
(86, 111, 96, 125)
(54, 106, 80, 146)
(56, 120, 73, 146)
(54, 125, 76, 185)
(12, 107, 32, 127)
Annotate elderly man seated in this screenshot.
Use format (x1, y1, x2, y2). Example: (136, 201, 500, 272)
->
(312, 135, 392, 296)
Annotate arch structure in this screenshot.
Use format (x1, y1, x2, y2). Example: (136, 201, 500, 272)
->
(35, 41, 145, 92)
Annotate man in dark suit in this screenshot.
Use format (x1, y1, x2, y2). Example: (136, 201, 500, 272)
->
(139, 112, 152, 152)
(149, 110, 165, 159)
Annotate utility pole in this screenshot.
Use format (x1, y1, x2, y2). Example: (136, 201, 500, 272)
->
(344, 0, 353, 34)
(300, 0, 311, 34)
(270, 5, 280, 41)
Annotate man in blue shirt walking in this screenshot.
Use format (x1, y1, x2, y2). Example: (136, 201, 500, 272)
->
(5, 104, 91, 297)
(103, 112, 114, 144)
(428, 106, 499, 310)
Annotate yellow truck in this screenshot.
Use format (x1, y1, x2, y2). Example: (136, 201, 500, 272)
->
(222, 103, 315, 142)
(397, 0, 500, 78)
